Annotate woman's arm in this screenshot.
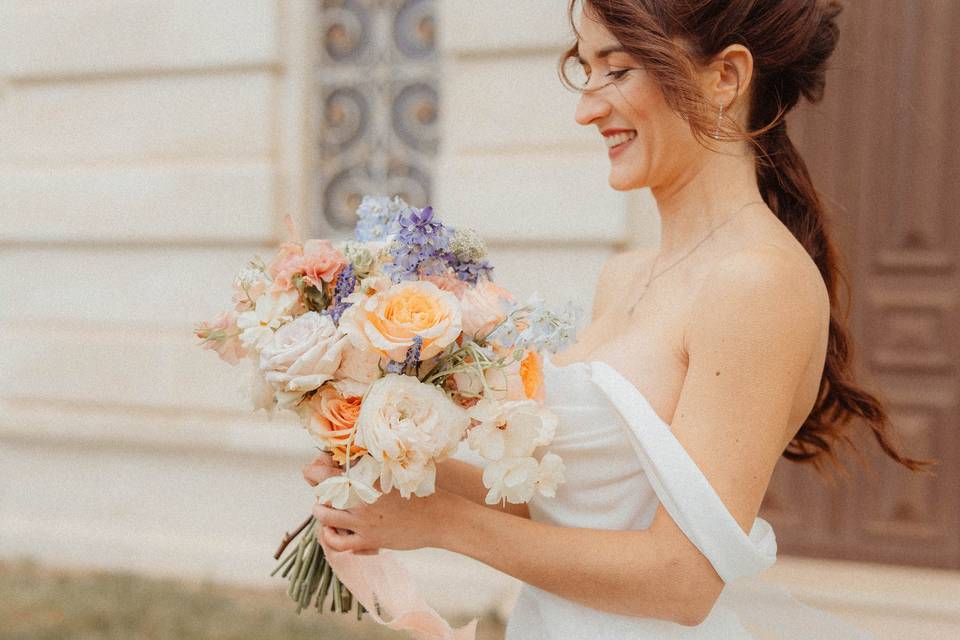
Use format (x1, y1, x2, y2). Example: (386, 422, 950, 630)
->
(436, 458, 530, 519)
(433, 491, 706, 626)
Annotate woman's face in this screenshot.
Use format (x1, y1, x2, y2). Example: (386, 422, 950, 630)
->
(573, 11, 700, 192)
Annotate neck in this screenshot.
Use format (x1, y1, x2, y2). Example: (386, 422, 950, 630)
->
(648, 147, 766, 260)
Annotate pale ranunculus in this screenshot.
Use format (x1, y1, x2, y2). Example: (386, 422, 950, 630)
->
(460, 280, 513, 339)
(355, 374, 469, 498)
(259, 312, 348, 405)
(467, 399, 557, 461)
(236, 289, 299, 350)
(340, 280, 462, 361)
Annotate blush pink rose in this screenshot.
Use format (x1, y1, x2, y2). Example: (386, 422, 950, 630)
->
(266, 242, 304, 291)
(301, 239, 347, 288)
(422, 274, 468, 298)
(460, 280, 514, 339)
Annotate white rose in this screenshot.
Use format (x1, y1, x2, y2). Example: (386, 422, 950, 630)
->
(467, 399, 558, 461)
(355, 374, 470, 498)
(337, 341, 383, 385)
(259, 312, 348, 401)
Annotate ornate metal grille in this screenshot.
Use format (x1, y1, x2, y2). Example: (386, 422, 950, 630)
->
(316, 0, 439, 233)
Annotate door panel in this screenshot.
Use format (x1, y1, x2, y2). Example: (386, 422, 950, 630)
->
(760, 0, 960, 569)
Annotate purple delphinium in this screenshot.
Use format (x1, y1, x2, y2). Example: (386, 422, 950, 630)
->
(445, 254, 494, 284)
(330, 263, 356, 324)
(384, 206, 453, 282)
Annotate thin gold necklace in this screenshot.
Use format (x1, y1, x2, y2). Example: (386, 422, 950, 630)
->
(627, 200, 766, 316)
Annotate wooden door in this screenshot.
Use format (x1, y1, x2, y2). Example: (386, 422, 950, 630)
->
(759, 0, 960, 569)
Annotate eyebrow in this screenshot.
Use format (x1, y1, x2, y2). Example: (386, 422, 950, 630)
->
(575, 45, 627, 64)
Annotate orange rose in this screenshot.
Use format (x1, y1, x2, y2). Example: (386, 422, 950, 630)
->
(339, 280, 462, 361)
(307, 386, 366, 464)
(520, 350, 545, 403)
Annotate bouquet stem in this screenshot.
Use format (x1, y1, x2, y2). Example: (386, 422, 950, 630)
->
(272, 514, 366, 620)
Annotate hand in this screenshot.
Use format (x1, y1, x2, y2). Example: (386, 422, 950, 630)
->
(303, 453, 381, 553)
(302, 452, 342, 487)
(312, 487, 460, 554)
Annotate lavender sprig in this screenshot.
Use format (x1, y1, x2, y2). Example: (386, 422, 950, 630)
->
(330, 263, 356, 324)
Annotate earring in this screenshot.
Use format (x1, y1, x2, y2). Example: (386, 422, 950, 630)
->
(713, 101, 724, 140)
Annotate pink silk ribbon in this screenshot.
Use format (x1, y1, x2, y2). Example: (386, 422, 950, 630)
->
(319, 536, 479, 640)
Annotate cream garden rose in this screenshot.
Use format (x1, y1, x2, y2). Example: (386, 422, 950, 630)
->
(355, 373, 470, 498)
(259, 311, 348, 407)
(340, 279, 462, 361)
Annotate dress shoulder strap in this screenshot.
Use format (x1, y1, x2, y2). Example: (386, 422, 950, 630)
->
(589, 361, 777, 584)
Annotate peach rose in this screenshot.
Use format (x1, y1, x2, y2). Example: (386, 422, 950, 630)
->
(339, 280, 462, 361)
(307, 386, 366, 465)
(300, 239, 347, 288)
(460, 280, 514, 339)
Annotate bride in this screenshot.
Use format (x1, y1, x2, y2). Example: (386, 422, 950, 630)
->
(304, 0, 927, 636)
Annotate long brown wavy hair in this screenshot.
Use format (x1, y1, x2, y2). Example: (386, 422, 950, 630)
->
(562, 0, 932, 473)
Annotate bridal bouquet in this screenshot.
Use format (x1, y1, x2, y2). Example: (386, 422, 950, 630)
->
(194, 196, 580, 623)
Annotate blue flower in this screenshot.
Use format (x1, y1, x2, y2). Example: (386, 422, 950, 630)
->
(354, 195, 411, 242)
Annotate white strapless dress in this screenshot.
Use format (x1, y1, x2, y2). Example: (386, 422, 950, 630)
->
(504, 355, 874, 640)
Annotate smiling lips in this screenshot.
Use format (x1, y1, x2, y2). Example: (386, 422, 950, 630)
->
(602, 129, 637, 150)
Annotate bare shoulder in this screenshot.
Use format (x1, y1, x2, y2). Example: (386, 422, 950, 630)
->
(592, 247, 657, 320)
(685, 243, 830, 357)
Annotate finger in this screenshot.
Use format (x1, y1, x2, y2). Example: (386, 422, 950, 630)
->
(321, 524, 372, 553)
(303, 464, 342, 487)
(312, 504, 358, 531)
(311, 451, 335, 466)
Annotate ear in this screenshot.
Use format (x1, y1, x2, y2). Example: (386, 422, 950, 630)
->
(702, 44, 754, 113)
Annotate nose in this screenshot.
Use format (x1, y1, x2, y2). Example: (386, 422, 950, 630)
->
(574, 88, 611, 127)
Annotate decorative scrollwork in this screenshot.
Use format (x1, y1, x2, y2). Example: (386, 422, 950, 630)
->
(317, 0, 439, 233)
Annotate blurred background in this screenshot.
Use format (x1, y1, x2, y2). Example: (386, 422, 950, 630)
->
(0, 1, 957, 638)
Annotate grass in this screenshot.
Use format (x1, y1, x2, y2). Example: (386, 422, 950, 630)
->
(0, 559, 505, 640)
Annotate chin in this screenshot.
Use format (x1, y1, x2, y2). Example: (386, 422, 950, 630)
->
(607, 170, 646, 191)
